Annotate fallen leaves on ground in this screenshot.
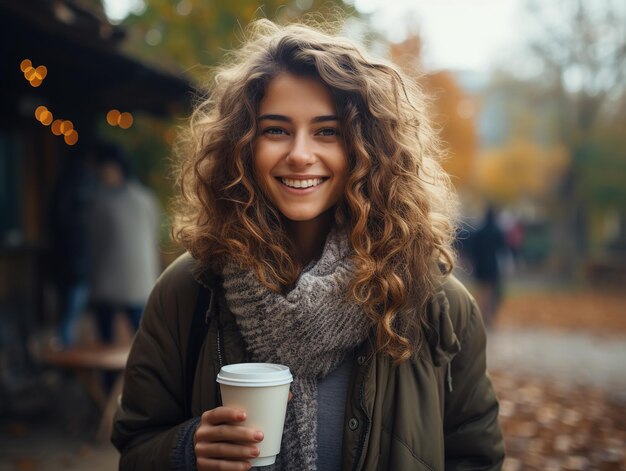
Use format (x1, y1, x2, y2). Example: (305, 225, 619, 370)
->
(495, 290, 626, 335)
(491, 370, 626, 470)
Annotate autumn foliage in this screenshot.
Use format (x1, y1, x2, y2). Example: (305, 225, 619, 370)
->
(390, 35, 477, 188)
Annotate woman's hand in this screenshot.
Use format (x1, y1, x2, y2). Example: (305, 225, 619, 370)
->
(194, 406, 264, 471)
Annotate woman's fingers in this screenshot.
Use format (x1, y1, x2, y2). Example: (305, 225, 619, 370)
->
(196, 423, 264, 444)
(201, 406, 247, 425)
(195, 441, 259, 460)
(197, 407, 264, 443)
(194, 406, 264, 466)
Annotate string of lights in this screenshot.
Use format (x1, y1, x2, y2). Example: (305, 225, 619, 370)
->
(23, 58, 134, 147)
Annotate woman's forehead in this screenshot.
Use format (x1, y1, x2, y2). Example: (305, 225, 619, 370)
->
(258, 73, 337, 116)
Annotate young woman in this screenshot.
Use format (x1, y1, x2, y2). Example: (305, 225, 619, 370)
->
(112, 19, 505, 471)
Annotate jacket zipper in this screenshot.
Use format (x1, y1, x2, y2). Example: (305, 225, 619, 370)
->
(208, 286, 225, 369)
(216, 326, 224, 368)
(352, 379, 370, 471)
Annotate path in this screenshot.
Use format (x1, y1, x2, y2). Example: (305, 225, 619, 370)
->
(488, 328, 626, 397)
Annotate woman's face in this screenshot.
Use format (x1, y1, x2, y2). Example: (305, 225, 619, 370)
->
(253, 73, 348, 225)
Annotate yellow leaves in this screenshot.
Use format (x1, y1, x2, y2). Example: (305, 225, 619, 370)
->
(477, 140, 570, 203)
(422, 71, 478, 188)
(389, 33, 479, 188)
(389, 35, 423, 75)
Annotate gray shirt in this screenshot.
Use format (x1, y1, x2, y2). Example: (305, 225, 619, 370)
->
(316, 354, 353, 470)
(87, 181, 160, 304)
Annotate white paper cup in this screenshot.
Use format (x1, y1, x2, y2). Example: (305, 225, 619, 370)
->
(216, 363, 293, 467)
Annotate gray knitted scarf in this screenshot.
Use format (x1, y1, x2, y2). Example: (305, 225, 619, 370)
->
(222, 230, 372, 470)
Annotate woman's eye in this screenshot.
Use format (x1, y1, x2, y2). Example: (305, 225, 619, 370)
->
(317, 128, 339, 137)
(263, 127, 287, 135)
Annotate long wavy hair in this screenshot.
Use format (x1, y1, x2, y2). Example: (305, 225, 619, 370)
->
(173, 19, 458, 363)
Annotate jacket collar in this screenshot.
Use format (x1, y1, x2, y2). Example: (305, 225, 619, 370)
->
(425, 287, 462, 366)
(189, 256, 220, 289)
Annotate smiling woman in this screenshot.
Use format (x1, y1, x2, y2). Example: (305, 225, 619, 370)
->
(253, 73, 349, 261)
(112, 18, 505, 471)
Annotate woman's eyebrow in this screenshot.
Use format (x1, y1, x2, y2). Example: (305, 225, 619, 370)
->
(257, 114, 339, 123)
(311, 115, 339, 123)
(258, 114, 290, 122)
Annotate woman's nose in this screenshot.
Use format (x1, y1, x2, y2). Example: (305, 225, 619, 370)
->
(285, 133, 315, 166)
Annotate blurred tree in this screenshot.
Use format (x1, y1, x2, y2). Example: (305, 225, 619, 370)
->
(476, 73, 570, 208)
(424, 71, 477, 188)
(390, 34, 477, 188)
(478, 140, 568, 205)
(525, 0, 626, 271)
(120, 0, 356, 83)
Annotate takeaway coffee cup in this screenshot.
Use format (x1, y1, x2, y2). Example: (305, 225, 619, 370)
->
(216, 363, 293, 467)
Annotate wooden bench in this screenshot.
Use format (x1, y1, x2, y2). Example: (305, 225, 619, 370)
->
(39, 344, 130, 442)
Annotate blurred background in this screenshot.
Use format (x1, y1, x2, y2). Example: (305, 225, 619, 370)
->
(1, 0, 625, 469)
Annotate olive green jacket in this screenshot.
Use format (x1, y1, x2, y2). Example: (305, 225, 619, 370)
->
(112, 254, 505, 470)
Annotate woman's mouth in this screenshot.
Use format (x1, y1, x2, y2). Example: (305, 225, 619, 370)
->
(279, 177, 326, 189)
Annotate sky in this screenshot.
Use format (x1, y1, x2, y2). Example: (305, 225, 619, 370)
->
(102, 0, 528, 73)
(352, 0, 527, 72)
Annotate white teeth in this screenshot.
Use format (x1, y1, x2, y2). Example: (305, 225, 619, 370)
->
(281, 178, 324, 189)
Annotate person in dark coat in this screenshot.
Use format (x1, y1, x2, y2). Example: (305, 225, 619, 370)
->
(468, 206, 507, 327)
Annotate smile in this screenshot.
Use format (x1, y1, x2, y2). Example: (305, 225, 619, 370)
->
(279, 177, 326, 189)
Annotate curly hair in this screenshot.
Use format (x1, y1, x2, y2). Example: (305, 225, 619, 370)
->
(173, 19, 458, 363)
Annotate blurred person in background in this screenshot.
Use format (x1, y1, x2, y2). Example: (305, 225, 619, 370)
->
(467, 206, 507, 328)
(87, 142, 161, 344)
(50, 157, 95, 346)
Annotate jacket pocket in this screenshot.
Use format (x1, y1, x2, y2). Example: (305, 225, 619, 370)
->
(377, 427, 437, 471)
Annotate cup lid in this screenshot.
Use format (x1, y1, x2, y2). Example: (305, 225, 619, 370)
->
(216, 363, 293, 387)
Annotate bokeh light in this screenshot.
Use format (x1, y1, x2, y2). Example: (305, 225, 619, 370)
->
(35, 106, 48, 121)
(60, 120, 74, 135)
(37, 108, 78, 144)
(118, 112, 133, 129)
(107, 109, 133, 129)
(20, 59, 32, 72)
(107, 109, 121, 126)
(34, 65, 47, 80)
(51, 120, 63, 136)
(22, 61, 47, 87)
(24, 67, 36, 81)
(40, 111, 53, 126)
(176, 0, 192, 16)
(64, 130, 78, 146)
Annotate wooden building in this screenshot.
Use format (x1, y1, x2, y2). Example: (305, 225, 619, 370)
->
(0, 0, 193, 374)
